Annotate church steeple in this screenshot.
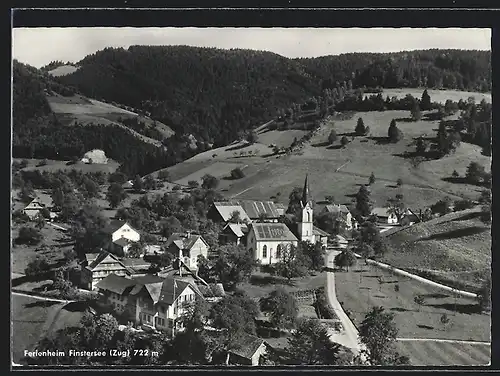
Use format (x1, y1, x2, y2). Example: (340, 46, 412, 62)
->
(301, 174, 310, 207)
(298, 174, 314, 243)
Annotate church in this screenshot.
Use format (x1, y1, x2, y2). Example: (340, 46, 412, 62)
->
(246, 175, 329, 265)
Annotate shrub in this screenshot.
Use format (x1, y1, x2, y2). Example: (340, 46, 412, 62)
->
(172, 185, 181, 191)
(230, 167, 245, 180)
(37, 159, 48, 167)
(25, 256, 51, 277)
(396, 178, 403, 187)
(454, 199, 475, 211)
(314, 288, 337, 320)
(16, 226, 43, 245)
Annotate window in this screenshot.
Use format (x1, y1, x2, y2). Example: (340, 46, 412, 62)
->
(143, 313, 152, 323)
(262, 245, 267, 258)
(156, 317, 165, 327)
(276, 245, 282, 258)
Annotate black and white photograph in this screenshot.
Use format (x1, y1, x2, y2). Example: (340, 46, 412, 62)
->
(11, 19, 492, 368)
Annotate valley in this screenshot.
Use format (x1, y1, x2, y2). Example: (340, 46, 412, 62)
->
(11, 43, 491, 368)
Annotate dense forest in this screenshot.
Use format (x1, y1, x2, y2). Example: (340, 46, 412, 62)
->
(14, 47, 491, 176)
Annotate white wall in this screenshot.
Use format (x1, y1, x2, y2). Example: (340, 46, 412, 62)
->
(112, 223, 141, 243)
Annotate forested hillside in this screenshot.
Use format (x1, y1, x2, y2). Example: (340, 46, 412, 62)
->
(55, 47, 490, 147)
(298, 49, 491, 92)
(13, 47, 491, 177)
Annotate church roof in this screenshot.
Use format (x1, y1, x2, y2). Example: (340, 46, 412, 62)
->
(251, 223, 298, 242)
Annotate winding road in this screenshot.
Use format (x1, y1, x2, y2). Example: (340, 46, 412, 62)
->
(324, 250, 365, 354)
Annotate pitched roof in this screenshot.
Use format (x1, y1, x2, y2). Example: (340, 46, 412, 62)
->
(113, 237, 132, 247)
(371, 207, 393, 218)
(313, 226, 330, 237)
(85, 253, 100, 264)
(228, 334, 266, 360)
(212, 202, 250, 222)
(250, 223, 298, 242)
(198, 283, 226, 298)
(166, 233, 208, 250)
(121, 258, 151, 268)
(239, 200, 280, 219)
(103, 220, 127, 234)
(324, 204, 350, 214)
(87, 251, 127, 270)
(158, 278, 199, 305)
(95, 274, 136, 295)
(25, 192, 54, 210)
(223, 223, 248, 238)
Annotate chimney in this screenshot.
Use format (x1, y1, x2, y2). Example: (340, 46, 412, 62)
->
(186, 230, 191, 238)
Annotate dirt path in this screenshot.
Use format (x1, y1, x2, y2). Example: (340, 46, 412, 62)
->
(12, 291, 73, 304)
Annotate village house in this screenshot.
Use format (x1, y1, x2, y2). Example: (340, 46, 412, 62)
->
(22, 193, 57, 221)
(165, 232, 209, 271)
(80, 251, 131, 290)
(371, 207, 399, 224)
(103, 221, 141, 256)
(226, 334, 268, 366)
(95, 274, 203, 334)
(219, 223, 248, 246)
(322, 204, 357, 230)
(80, 250, 153, 290)
(331, 234, 349, 249)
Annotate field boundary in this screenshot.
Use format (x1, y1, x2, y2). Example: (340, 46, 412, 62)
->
(352, 253, 478, 299)
(396, 338, 490, 345)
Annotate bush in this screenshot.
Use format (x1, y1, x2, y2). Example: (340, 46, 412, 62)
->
(172, 185, 181, 191)
(396, 178, 403, 187)
(37, 159, 48, 167)
(25, 256, 51, 277)
(314, 288, 337, 320)
(230, 167, 245, 180)
(16, 226, 43, 245)
(454, 199, 475, 211)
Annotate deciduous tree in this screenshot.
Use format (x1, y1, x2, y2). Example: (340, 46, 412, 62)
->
(286, 318, 342, 365)
(259, 288, 299, 329)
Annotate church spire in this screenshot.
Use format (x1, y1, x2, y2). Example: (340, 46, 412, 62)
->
(301, 174, 310, 207)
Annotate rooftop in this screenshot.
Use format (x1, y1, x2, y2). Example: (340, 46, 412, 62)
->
(251, 223, 298, 242)
(212, 202, 251, 223)
(166, 232, 208, 251)
(228, 333, 266, 360)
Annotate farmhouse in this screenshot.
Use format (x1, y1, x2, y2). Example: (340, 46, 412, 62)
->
(80, 251, 131, 290)
(95, 274, 203, 334)
(239, 200, 281, 223)
(322, 204, 357, 230)
(81, 149, 108, 164)
(23, 193, 57, 221)
(165, 232, 209, 271)
(227, 334, 268, 366)
(371, 207, 399, 224)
